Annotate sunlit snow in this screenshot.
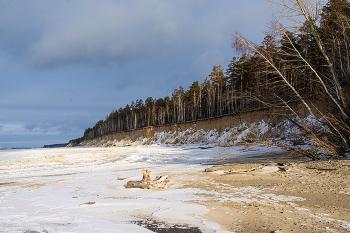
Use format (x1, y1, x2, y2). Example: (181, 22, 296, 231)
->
(0, 146, 282, 232)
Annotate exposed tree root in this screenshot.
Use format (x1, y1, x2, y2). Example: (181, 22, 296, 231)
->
(126, 170, 169, 189)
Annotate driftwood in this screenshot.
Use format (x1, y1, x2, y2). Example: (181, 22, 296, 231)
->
(204, 167, 215, 173)
(117, 176, 133, 180)
(126, 170, 169, 189)
(223, 166, 263, 175)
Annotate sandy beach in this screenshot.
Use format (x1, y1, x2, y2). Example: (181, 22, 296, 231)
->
(179, 154, 350, 232)
(0, 146, 349, 232)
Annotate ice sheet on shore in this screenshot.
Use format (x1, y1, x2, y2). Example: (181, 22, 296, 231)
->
(0, 146, 283, 232)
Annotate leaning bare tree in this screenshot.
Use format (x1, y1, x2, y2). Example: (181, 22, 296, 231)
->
(233, 0, 350, 158)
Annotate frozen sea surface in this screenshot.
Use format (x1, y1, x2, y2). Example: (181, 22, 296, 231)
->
(0, 145, 279, 232)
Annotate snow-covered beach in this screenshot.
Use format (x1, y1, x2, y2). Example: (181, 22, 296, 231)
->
(1, 146, 349, 232)
(0, 146, 253, 232)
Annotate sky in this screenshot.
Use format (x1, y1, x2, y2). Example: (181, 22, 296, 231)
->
(0, 0, 274, 148)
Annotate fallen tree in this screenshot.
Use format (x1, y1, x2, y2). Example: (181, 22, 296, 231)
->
(126, 170, 169, 189)
(232, 0, 350, 158)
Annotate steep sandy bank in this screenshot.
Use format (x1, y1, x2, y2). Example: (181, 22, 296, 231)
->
(72, 99, 317, 147)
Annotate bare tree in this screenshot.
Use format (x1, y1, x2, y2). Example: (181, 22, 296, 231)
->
(233, 0, 350, 158)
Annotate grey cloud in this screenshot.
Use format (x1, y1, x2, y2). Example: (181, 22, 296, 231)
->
(19, 0, 269, 68)
(23, 119, 75, 134)
(0, 1, 53, 58)
(26, 0, 184, 67)
(23, 120, 57, 133)
(0, 125, 3, 131)
(23, 121, 39, 131)
(22, 112, 97, 135)
(0, 0, 272, 68)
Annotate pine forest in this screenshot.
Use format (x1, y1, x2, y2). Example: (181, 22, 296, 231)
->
(79, 0, 350, 159)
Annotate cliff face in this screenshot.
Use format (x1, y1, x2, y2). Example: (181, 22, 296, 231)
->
(72, 100, 314, 146)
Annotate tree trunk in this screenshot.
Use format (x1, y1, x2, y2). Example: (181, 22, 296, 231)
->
(126, 170, 169, 189)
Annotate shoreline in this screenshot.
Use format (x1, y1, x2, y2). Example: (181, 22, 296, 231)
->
(175, 154, 350, 232)
(0, 146, 349, 232)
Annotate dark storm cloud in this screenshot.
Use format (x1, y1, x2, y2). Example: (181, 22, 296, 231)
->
(0, 0, 271, 68)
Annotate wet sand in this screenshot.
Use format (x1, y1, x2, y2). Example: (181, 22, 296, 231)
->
(176, 153, 350, 232)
